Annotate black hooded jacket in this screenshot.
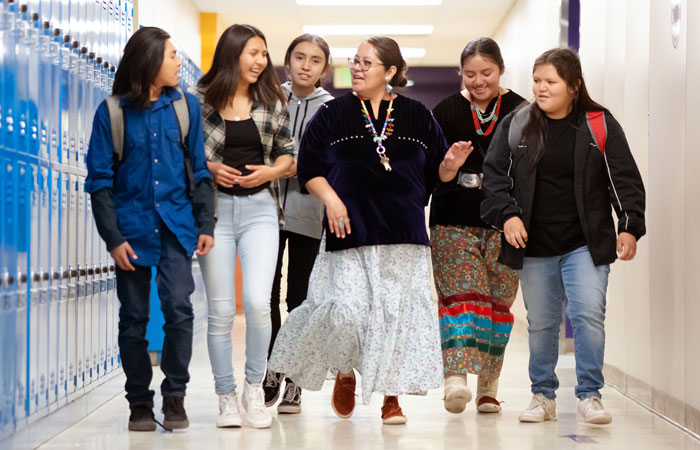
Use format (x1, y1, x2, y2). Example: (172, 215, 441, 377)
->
(480, 109, 646, 270)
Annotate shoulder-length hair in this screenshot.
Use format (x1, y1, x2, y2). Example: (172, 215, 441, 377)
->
(523, 47, 607, 166)
(198, 24, 286, 110)
(284, 34, 331, 88)
(113, 27, 171, 109)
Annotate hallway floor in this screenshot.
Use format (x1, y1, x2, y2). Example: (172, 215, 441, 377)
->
(34, 318, 700, 450)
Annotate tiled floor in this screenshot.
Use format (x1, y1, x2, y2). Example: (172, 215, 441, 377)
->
(34, 318, 700, 450)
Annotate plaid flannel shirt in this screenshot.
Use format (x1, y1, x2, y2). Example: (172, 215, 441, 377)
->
(189, 85, 295, 225)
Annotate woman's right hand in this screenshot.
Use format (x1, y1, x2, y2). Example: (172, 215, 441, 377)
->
(207, 161, 242, 188)
(503, 216, 528, 249)
(325, 194, 351, 239)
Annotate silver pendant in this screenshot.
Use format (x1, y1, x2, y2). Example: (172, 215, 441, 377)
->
(380, 155, 392, 172)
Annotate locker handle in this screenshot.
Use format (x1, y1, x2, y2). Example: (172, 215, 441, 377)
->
(52, 271, 60, 281)
(109, 265, 115, 273)
(87, 268, 94, 275)
(43, 272, 49, 281)
(70, 269, 77, 278)
(79, 269, 87, 277)
(19, 273, 27, 285)
(32, 272, 41, 282)
(101, 266, 109, 274)
(4, 275, 15, 286)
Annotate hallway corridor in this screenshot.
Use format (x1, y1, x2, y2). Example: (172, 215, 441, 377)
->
(27, 318, 700, 450)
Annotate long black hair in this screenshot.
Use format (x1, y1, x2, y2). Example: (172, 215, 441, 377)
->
(198, 24, 286, 111)
(284, 33, 331, 88)
(113, 27, 171, 109)
(522, 47, 607, 166)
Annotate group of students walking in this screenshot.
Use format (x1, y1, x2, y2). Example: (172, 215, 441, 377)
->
(85, 22, 646, 432)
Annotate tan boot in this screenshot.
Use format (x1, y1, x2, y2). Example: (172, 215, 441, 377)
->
(443, 375, 471, 413)
(476, 375, 502, 413)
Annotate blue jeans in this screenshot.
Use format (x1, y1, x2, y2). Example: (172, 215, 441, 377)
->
(518, 246, 610, 400)
(115, 224, 194, 406)
(199, 191, 279, 394)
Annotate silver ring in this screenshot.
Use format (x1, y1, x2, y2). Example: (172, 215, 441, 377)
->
(339, 218, 345, 230)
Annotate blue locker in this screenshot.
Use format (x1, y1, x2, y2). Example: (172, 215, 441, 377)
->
(38, 21, 53, 163)
(15, 158, 30, 424)
(28, 162, 41, 416)
(59, 35, 71, 165)
(2, 154, 18, 433)
(1, 1, 18, 156)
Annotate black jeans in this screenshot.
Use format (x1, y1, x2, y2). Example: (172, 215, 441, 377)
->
(268, 230, 321, 358)
(115, 225, 195, 407)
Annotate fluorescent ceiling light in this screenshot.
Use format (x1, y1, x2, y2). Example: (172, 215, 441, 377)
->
(331, 47, 426, 58)
(298, 0, 442, 5)
(304, 25, 433, 35)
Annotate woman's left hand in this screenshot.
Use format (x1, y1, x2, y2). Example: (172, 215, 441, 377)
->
(442, 141, 473, 172)
(617, 232, 637, 261)
(234, 165, 277, 188)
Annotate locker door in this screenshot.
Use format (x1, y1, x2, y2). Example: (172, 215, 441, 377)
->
(47, 165, 60, 407)
(2, 154, 18, 433)
(37, 163, 50, 412)
(87, 192, 100, 385)
(28, 162, 41, 417)
(57, 170, 69, 404)
(75, 176, 87, 392)
(65, 172, 78, 398)
(15, 158, 30, 423)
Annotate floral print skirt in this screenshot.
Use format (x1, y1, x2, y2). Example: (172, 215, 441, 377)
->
(268, 236, 443, 404)
(430, 225, 519, 380)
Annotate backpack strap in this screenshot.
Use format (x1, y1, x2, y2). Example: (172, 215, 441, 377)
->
(172, 87, 190, 147)
(105, 95, 125, 162)
(508, 104, 531, 153)
(172, 87, 195, 198)
(586, 111, 607, 154)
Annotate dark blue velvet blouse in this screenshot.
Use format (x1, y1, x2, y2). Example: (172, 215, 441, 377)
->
(297, 92, 449, 252)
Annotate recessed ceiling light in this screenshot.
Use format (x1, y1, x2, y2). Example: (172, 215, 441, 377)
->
(331, 47, 426, 58)
(304, 25, 433, 35)
(298, 0, 442, 5)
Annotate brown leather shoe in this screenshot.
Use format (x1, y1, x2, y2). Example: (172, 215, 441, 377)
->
(381, 396, 407, 425)
(331, 372, 356, 418)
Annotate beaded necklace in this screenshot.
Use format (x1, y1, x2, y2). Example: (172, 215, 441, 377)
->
(359, 95, 395, 171)
(470, 94, 502, 136)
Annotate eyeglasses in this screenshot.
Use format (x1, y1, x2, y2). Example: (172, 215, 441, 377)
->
(347, 57, 384, 72)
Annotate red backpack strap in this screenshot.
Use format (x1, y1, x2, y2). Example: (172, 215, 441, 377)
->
(586, 111, 607, 154)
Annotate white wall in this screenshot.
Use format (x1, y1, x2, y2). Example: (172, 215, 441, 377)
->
(135, 0, 202, 67)
(494, 0, 700, 434)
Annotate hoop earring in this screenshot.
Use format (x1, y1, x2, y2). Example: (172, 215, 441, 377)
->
(385, 77, 393, 94)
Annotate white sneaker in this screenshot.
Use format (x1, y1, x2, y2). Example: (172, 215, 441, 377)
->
(443, 375, 472, 414)
(518, 393, 557, 422)
(241, 381, 272, 428)
(577, 396, 612, 424)
(217, 393, 242, 428)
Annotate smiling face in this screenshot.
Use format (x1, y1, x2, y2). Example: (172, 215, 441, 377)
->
(153, 39, 181, 89)
(238, 36, 269, 86)
(288, 41, 329, 90)
(462, 54, 503, 105)
(532, 63, 577, 119)
(350, 42, 395, 99)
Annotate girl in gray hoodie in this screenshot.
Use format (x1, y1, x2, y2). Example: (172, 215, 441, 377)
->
(264, 34, 334, 414)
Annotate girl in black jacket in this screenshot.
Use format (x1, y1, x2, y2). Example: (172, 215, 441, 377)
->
(481, 48, 645, 425)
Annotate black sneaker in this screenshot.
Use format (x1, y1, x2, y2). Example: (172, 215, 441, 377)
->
(277, 379, 302, 414)
(162, 396, 189, 430)
(263, 370, 284, 407)
(129, 404, 157, 432)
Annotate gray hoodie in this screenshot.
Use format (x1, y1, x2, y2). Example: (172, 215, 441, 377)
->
(280, 82, 334, 239)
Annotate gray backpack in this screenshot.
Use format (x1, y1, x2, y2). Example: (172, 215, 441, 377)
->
(105, 87, 195, 197)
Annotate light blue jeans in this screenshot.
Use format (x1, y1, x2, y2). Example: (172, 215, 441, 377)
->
(518, 246, 610, 400)
(199, 190, 279, 394)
